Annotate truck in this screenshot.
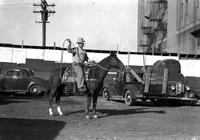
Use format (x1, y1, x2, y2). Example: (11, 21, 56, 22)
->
(102, 59, 200, 106)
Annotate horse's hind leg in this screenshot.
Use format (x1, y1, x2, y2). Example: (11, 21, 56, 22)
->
(48, 90, 55, 116)
(56, 85, 64, 116)
(92, 93, 98, 119)
(85, 93, 92, 119)
(56, 94, 63, 116)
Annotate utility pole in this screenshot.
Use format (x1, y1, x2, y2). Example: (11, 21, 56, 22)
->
(33, 0, 55, 48)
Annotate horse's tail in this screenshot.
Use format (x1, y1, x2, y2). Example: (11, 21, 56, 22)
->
(44, 87, 51, 97)
(43, 79, 51, 97)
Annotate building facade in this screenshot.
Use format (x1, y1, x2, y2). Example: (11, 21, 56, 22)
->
(138, 0, 200, 54)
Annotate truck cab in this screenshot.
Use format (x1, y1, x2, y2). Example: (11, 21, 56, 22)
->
(102, 59, 198, 106)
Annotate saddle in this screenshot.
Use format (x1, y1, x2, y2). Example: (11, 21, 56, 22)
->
(62, 67, 77, 84)
(62, 61, 97, 84)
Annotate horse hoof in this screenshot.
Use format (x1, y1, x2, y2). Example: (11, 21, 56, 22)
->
(49, 108, 53, 116)
(59, 112, 63, 116)
(49, 113, 54, 116)
(57, 106, 63, 116)
(93, 114, 98, 119)
(85, 115, 90, 119)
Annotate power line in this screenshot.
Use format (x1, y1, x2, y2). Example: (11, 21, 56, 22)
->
(33, 0, 55, 48)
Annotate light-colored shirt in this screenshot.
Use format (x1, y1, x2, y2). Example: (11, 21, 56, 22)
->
(68, 46, 88, 64)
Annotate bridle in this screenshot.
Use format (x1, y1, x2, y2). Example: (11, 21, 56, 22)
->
(96, 63, 110, 71)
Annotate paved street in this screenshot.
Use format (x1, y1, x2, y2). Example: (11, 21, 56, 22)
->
(0, 95, 200, 140)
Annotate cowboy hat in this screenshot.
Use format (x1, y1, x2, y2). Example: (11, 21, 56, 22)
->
(76, 37, 85, 44)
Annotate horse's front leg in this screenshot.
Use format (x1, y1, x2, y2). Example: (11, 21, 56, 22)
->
(92, 93, 98, 119)
(85, 93, 92, 119)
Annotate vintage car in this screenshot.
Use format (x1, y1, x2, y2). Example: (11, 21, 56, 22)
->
(0, 67, 49, 96)
(102, 59, 199, 106)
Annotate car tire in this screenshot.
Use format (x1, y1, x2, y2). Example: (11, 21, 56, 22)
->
(102, 88, 110, 101)
(151, 99, 161, 105)
(190, 100, 200, 106)
(124, 89, 134, 106)
(29, 85, 42, 96)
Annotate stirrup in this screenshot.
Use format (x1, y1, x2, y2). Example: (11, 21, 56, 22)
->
(79, 86, 86, 92)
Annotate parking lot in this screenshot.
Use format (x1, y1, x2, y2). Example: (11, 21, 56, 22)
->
(0, 95, 200, 140)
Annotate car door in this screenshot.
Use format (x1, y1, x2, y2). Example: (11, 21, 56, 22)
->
(4, 70, 20, 91)
(113, 71, 124, 96)
(16, 70, 30, 90)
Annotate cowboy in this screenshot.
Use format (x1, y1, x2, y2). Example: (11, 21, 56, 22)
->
(67, 37, 89, 93)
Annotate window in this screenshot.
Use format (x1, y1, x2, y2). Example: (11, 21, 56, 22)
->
(185, 0, 188, 16)
(196, 0, 200, 18)
(185, 0, 188, 24)
(180, 1, 184, 19)
(178, 0, 184, 28)
(198, 38, 200, 48)
(6, 71, 19, 78)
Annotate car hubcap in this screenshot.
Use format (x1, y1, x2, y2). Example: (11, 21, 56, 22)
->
(126, 92, 131, 103)
(33, 88, 37, 93)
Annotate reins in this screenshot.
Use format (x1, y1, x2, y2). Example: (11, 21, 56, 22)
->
(86, 62, 109, 71)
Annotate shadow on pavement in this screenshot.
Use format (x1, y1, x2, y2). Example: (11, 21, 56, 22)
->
(0, 96, 29, 105)
(0, 94, 50, 105)
(98, 108, 165, 118)
(111, 99, 192, 107)
(0, 118, 66, 140)
(62, 108, 165, 118)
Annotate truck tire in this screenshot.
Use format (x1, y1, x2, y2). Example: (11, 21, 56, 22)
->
(124, 89, 134, 106)
(102, 88, 110, 101)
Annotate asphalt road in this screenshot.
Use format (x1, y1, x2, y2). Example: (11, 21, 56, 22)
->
(0, 95, 200, 140)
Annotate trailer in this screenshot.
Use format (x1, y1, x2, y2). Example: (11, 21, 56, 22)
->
(102, 59, 200, 106)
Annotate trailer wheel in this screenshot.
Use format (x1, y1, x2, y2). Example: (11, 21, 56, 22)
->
(124, 89, 134, 106)
(102, 88, 110, 101)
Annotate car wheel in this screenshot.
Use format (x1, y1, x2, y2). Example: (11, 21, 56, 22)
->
(151, 99, 165, 105)
(190, 100, 200, 106)
(124, 89, 134, 106)
(102, 88, 110, 101)
(29, 85, 41, 96)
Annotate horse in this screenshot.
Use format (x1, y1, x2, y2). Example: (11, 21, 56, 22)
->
(48, 52, 125, 118)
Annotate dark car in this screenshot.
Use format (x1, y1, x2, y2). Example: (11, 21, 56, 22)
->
(0, 67, 49, 96)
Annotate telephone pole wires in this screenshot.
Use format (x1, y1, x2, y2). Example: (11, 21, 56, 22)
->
(33, 0, 55, 48)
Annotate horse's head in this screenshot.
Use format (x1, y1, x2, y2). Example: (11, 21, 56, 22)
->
(108, 52, 125, 72)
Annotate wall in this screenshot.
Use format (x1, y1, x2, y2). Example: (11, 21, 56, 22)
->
(0, 55, 200, 91)
(166, 0, 179, 53)
(176, 0, 200, 54)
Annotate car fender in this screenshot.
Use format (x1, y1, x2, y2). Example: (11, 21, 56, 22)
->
(123, 84, 143, 99)
(102, 85, 118, 96)
(28, 77, 49, 91)
(27, 81, 37, 90)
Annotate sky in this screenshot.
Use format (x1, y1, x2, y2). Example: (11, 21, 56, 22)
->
(0, 0, 138, 52)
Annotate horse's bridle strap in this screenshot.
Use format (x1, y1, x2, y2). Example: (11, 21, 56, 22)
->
(96, 64, 109, 71)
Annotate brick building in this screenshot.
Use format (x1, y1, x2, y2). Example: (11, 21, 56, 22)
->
(138, 0, 200, 54)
